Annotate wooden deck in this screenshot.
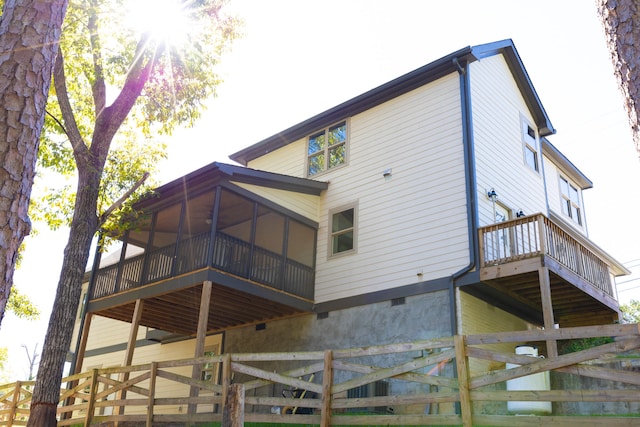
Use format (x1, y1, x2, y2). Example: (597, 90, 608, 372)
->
(1, 324, 639, 426)
(477, 214, 623, 327)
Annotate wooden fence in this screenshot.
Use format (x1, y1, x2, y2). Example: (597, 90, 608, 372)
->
(1, 323, 639, 426)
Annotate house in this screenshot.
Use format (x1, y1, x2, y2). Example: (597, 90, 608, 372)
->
(70, 39, 629, 391)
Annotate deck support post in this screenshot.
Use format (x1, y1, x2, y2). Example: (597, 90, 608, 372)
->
(115, 298, 144, 423)
(189, 280, 213, 416)
(74, 312, 92, 375)
(538, 266, 558, 358)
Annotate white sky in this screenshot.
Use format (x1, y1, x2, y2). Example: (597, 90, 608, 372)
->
(2, 0, 640, 380)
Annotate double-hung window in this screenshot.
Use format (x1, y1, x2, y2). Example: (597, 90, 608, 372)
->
(307, 121, 347, 176)
(329, 204, 357, 257)
(522, 119, 539, 173)
(559, 176, 582, 225)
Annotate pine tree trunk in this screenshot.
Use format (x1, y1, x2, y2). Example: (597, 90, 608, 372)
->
(27, 166, 100, 427)
(0, 0, 68, 326)
(596, 0, 640, 155)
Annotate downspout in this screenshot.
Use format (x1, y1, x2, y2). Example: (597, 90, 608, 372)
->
(449, 57, 479, 337)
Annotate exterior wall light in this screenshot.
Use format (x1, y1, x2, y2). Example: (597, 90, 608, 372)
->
(516, 210, 525, 218)
(487, 188, 498, 202)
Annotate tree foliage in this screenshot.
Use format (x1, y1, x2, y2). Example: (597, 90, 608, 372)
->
(7, 287, 40, 320)
(27, 1, 240, 424)
(620, 299, 640, 324)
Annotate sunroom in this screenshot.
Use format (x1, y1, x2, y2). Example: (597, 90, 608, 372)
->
(82, 162, 327, 341)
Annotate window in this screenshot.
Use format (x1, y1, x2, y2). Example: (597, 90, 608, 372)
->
(329, 205, 356, 256)
(201, 344, 220, 382)
(522, 119, 539, 172)
(307, 121, 347, 176)
(559, 176, 582, 225)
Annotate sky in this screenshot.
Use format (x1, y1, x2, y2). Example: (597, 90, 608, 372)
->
(2, 0, 640, 380)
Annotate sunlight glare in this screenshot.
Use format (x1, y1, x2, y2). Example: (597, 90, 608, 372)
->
(127, 0, 193, 47)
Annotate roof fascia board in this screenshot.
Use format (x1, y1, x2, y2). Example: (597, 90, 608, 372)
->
(471, 39, 555, 136)
(136, 161, 327, 210)
(541, 137, 593, 189)
(230, 46, 477, 165)
(230, 40, 555, 166)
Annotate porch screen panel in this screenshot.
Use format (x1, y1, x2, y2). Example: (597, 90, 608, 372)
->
(118, 215, 151, 291)
(214, 189, 253, 277)
(253, 206, 285, 288)
(285, 220, 315, 299)
(146, 203, 182, 282)
(176, 190, 216, 274)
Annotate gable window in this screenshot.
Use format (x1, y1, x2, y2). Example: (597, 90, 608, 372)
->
(522, 119, 539, 172)
(329, 204, 357, 256)
(307, 121, 347, 176)
(559, 176, 582, 225)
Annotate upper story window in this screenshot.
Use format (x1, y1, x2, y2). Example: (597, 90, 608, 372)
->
(307, 121, 347, 176)
(521, 118, 539, 173)
(329, 204, 357, 257)
(559, 176, 582, 226)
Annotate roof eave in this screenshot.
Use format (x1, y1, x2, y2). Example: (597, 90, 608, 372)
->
(230, 45, 477, 166)
(471, 40, 556, 136)
(230, 39, 555, 165)
(135, 162, 328, 209)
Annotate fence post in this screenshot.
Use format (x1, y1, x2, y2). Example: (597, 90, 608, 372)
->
(220, 353, 232, 415)
(320, 350, 333, 427)
(222, 383, 244, 427)
(454, 335, 473, 427)
(147, 362, 157, 427)
(6, 380, 22, 427)
(84, 369, 99, 426)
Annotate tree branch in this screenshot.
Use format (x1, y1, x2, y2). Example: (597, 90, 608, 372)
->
(91, 34, 159, 161)
(87, 0, 106, 115)
(98, 171, 150, 228)
(45, 109, 67, 136)
(53, 46, 88, 160)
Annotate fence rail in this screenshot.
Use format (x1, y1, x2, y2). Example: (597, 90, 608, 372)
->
(479, 213, 614, 297)
(1, 324, 639, 426)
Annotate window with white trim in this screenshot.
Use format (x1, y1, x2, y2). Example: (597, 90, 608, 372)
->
(522, 119, 539, 172)
(559, 176, 582, 225)
(329, 204, 357, 257)
(307, 121, 347, 176)
(201, 344, 220, 382)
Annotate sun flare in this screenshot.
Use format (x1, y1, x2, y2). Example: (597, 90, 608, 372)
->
(127, 0, 194, 47)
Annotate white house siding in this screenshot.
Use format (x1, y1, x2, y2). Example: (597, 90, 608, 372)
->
(79, 314, 223, 415)
(470, 55, 548, 226)
(232, 182, 321, 222)
(456, 290, 534, 375)
(542, 156, 587, 235)
(312, 74, 469, 302)
(247, 138, 307, 177)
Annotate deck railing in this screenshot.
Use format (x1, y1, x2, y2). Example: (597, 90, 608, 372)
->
(91, 231, 314, 301)
(1, 324, 639, 426)
(479, 213, 614, 297)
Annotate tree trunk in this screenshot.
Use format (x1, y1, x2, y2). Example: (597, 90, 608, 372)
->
(0, 0, 68, 326)
(596, 0, 640, 155)
(27, 165, 100, 427)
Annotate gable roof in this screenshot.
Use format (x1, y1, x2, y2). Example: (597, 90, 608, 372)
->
(230, 39, 555, 166)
